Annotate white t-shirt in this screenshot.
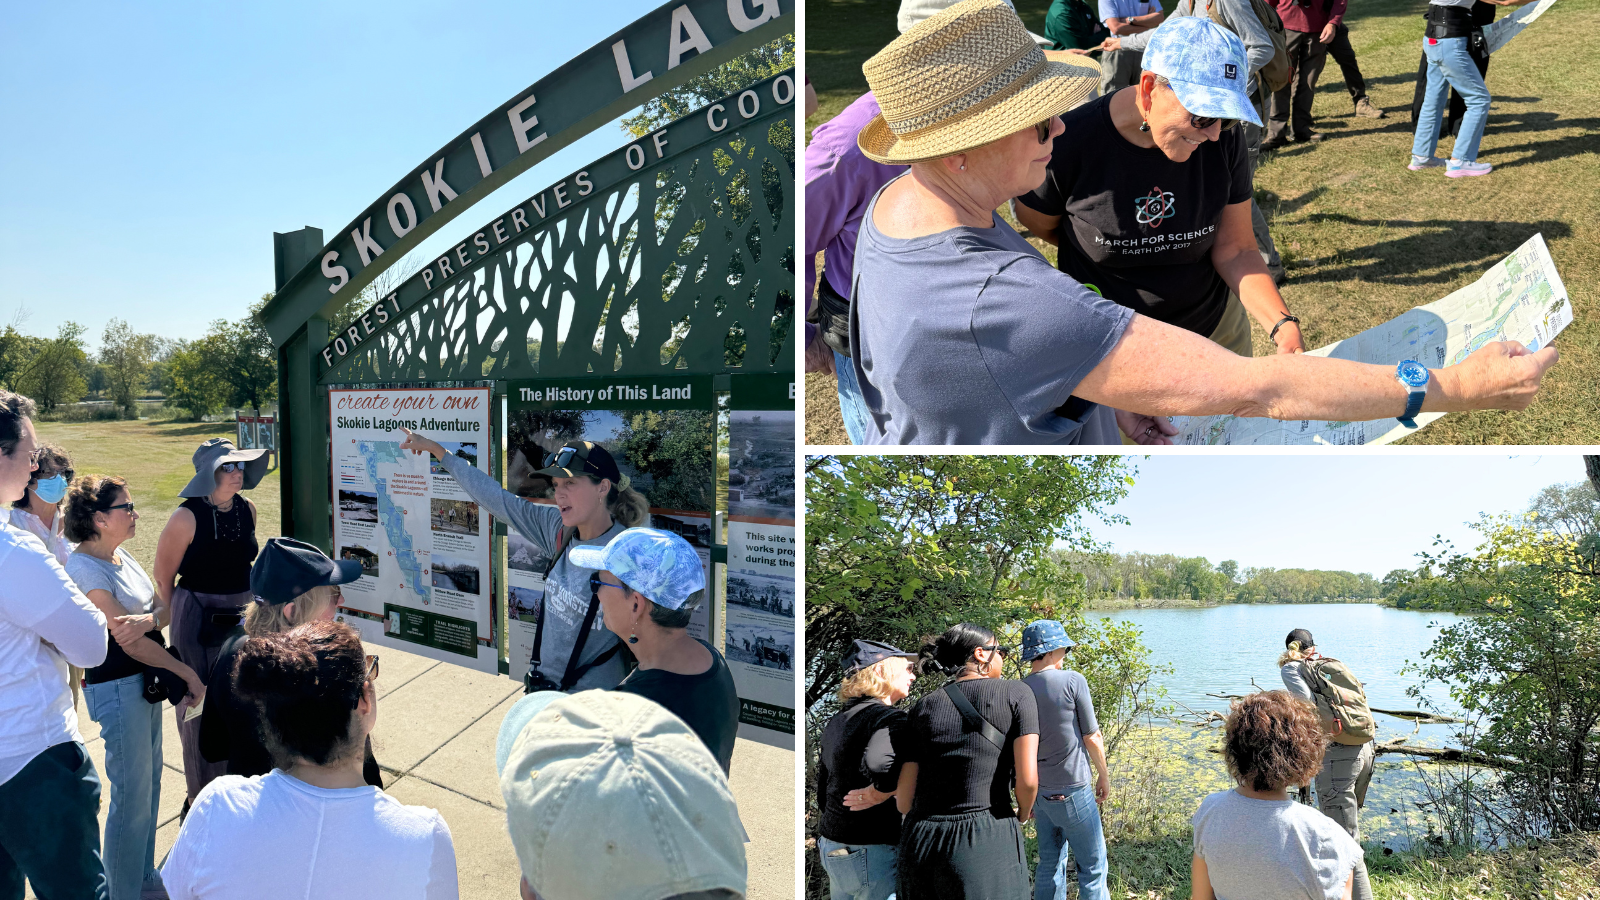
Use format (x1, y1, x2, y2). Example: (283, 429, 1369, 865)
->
(1192, 789, 1362, 900)
(0, 522, 107, 786)
(162, 770, 459, 900)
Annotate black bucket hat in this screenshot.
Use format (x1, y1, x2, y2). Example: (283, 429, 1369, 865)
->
(534, 440, 622, 484)
(251, 537, 362, 605)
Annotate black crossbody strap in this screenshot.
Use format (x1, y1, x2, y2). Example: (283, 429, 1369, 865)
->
(529, 528, 573, 671)
(555, 589, 603, 691)
(944, 682, 1006, 749)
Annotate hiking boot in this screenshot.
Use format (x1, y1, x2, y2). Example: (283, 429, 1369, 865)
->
(1446, 158, 1492, 178)
(1408, 154, 1446, 171)
(1354, 97, 1386, 118)
(1297, 132, 1323, 144)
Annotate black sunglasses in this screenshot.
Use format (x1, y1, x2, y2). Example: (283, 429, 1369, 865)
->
(589, 572, 627, 593)
(1034, 118, 1054, 144)
(1188, 113, 1237, 132)
(980, 643, 1011, 659)
(102, 501, 136, 514)
(217, 461, 244, 473)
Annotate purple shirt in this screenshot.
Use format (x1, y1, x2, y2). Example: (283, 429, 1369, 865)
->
(804, 92, 906, 370)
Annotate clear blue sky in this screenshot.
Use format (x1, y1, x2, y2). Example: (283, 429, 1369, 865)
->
(0, 1, 674, 349)
(1084, 453, 1588, 576)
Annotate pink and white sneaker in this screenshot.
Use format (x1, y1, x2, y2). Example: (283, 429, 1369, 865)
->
(1446, 158, 1492, 178)
(1408, 155, 1445, 171)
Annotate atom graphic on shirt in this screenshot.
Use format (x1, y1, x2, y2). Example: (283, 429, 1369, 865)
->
(1134, 186, 1176, 229)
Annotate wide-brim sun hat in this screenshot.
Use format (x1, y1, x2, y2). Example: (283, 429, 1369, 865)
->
(178, 437, 269, 498)
(1141, 16, 1263, 127)
(858, 0, 1100, 165)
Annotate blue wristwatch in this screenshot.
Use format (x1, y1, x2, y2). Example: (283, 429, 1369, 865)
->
(1396, 360, 1429, 427)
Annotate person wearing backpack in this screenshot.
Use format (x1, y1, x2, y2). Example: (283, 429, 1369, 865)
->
(1278, 628, 1374, 900)
(1261, 0, 1345, 149)
(893, 623, 1039, 900)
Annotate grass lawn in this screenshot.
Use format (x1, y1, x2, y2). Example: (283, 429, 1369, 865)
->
(803, 0, 1600, 444)
(32, 418, 282, 570)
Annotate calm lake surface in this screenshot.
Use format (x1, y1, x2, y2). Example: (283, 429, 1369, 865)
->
(1086, 603, 1477, 846)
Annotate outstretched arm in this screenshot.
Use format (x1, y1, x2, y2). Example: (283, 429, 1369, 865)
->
(398, 428, 559, 553)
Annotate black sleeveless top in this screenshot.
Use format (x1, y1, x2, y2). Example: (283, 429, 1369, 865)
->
(176, 496, 258, 594)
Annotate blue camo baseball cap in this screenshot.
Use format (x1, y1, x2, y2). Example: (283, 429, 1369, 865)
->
(1021, 619, 1076, 662)
(568, 527, 707, 610)
(1142, 16, 1262, 127)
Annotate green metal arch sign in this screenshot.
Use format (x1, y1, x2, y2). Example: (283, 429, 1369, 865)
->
(258, 0, 792, 346)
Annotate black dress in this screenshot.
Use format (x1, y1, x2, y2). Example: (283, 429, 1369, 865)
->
(893, 677, 1040, 900)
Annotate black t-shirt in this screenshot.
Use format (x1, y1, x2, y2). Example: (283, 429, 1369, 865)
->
(616, 639, 741, 775)
(817, 697, 910, 846)
(894, 678, 1039, 819)
(1018, 90, 1253, 336)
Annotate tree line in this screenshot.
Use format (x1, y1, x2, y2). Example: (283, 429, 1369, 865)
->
(1060, 549, 1381, 604)
(0, 295, 278, 420)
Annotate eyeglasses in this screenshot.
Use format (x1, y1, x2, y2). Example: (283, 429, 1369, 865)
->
(366, 654, 380, 681)
(980, 643, 1010, 659)
(1188, 113, 1237, 132)
(544, 446, 582, 470)
(102, 502, 136, 514)
(217, 461, 244, 473)
(589, 572, 627, 592)
(27, 447, 43, 466)
(1034, 118, 1055, 144)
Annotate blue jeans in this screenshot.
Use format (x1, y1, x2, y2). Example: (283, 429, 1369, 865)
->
(818, 835, 897, 900)
(84, 675, 163, 900)
(1411, 36, 1490, 163)
(834, 352, 870, 445)
(0, 741, 107, 900)
(1033, 783, 1109, 900)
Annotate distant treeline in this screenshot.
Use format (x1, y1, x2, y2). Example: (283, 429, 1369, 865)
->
(1055, 550, 1381, 605)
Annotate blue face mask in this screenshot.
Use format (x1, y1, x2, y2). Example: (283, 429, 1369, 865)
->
(32, 474, 67, 505)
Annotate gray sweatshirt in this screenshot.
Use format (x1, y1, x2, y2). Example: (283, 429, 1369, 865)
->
(1121, 0, 1275, 99)
(436, 452, 627, 691)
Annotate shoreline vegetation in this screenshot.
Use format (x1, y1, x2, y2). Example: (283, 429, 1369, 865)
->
(1086, 595, 1381, 611)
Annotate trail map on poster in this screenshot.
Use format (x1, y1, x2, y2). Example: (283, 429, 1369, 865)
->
(329, 386, 498, 672)
(1172, 234, 1571, 446)
(725, 374, 796, 749)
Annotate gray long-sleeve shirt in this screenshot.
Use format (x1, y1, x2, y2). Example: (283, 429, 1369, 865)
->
(436, 452, 627, 691)
(1120, 0, 1275, 98)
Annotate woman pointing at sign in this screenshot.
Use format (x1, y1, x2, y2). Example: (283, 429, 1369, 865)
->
(398, 429, 650, 692)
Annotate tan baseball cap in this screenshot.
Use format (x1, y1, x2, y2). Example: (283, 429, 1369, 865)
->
(498, 690, 747, 900)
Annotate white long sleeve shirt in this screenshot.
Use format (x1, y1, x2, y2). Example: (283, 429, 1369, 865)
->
(0, 521, 107, 785)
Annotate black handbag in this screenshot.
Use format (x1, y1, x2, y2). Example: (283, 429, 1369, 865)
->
(141, 637, 190, 707)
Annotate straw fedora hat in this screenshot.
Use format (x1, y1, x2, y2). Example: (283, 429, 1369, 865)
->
(859, 0, 1099, 165)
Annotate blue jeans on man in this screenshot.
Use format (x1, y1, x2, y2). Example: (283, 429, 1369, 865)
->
(1412, 36, 1490, 163)
(84, 674, 164, 900)
(1033, 782, 1109, 900)
(818, 836, 897, 900)
(0, 741, 107, 900)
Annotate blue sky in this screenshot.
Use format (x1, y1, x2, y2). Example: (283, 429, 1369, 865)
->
(0, 1, 673, 348)
(1084, 453, 1587, 576)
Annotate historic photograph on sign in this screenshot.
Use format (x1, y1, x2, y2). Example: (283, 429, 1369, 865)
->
(507, 407, 714, 512)
(728, 409, 795, 521)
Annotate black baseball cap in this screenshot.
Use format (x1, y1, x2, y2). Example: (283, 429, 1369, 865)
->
(534, 441, 622, 484)
(843, 639, 917, 675)
(250, 537, 362, 605)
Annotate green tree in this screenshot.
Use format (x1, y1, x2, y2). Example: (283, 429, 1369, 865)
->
(223, 297, 280, 418)
(165, 334, 229, 419)
(99, 318, 158, 415)
(622, 37, 794, 136)
(1407, 515, 1600, 836)
(15, 322, 88, 411)
(0, 326, 40, 390)
(610, 409, 715, 511)
(1217, 559, 1240, 584)
(804, 454, 1135, 709)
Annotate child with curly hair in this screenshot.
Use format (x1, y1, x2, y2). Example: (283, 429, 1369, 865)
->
(1190, 691, 1365, 900)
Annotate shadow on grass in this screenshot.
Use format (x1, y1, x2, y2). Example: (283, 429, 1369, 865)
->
(1285, 216, 1571, 286)
(1256, 186, 1328, 221)
(145, 422, 231, 436)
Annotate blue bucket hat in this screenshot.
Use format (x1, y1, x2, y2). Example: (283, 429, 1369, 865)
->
(567, 527, 706, 610)
(1142, 16, 1263, 127)
(1020, 619, 1077, 662)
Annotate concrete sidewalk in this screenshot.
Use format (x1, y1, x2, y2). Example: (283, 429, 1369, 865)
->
(36, 644, 794, 900)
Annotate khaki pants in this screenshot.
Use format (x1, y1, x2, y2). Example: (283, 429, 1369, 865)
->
(1209, 292, 1253, 357)
(1316, 740, 1376, 900)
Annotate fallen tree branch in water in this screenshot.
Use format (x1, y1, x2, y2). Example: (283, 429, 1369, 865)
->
(1370, 706, 1467, 725)
(1373, 737, 1516, 769)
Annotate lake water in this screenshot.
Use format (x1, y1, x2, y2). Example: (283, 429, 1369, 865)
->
(1085, 603, 1477, 847)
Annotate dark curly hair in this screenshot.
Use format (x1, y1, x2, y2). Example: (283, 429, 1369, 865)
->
(62, 475, 129, 543)
(12, 444, 73, 509)
(234, 620, 370, 767)
(917, 622, 997, 678)
(1223, 691, 1327, 793)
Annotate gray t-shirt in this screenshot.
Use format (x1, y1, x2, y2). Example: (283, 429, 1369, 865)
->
(1192, 789, 1362, 900)
(437, 453, 627, 691)
(65, 548, 155, 616)
(849, 176, 1132, 444)
(1023, 667, 1101, 793)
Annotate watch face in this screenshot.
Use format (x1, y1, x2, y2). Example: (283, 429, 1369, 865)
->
(1397, 360, 1429, 388)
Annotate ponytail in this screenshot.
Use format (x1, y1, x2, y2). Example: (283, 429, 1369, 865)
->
(916, 622, 996, 678)
(606, 474, 649, 528)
